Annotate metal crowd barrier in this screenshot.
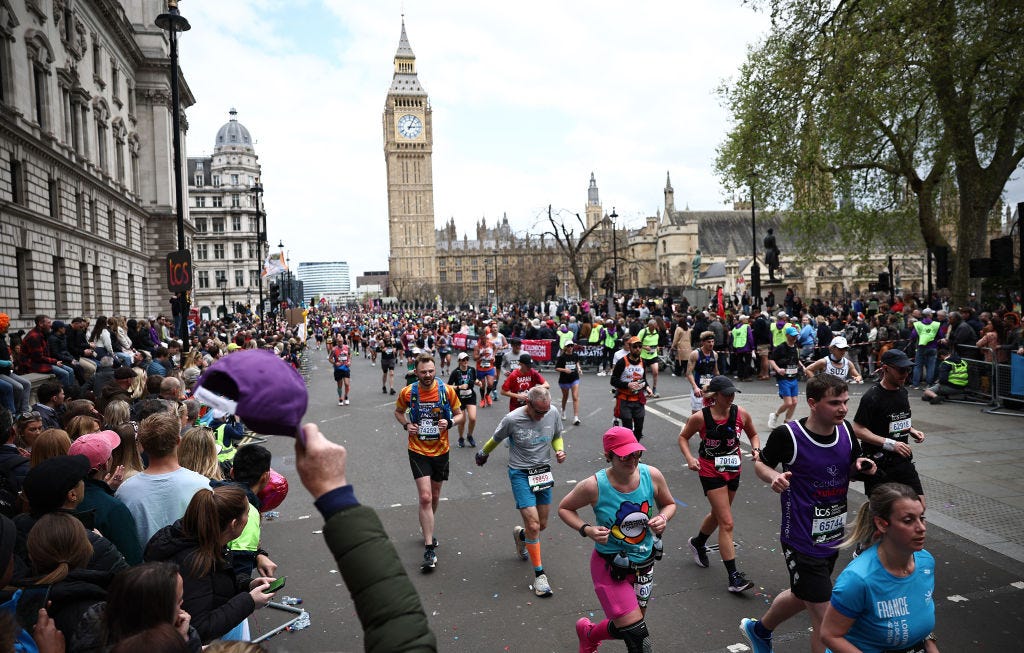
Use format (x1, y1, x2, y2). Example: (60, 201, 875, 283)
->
(943, 345, 997, 407)
(985, 347, 1024, 417)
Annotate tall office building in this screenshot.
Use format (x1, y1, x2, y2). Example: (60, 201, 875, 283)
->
(296, 261, 351, 301)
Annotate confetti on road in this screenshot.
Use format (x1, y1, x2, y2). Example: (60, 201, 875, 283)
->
(297, 515, 311, 520)
(948, 594, 968, 602)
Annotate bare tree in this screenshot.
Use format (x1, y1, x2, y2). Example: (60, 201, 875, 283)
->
(539, 205, 613, 299)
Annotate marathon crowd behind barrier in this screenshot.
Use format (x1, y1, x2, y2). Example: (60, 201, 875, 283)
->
(1, 284, 1023, 649)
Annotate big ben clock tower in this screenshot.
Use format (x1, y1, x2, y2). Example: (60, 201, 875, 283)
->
(384, 18, 437, 295)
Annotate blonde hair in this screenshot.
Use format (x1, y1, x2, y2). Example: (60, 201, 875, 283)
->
(842, 482, 921, 550)
(29, 429, 72, 467)
(178, 427, 224, 480)
(66, 415, 101, 440)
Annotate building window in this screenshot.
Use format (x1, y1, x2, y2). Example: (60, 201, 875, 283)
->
(212, 218, 224, 232)
(53, 257, 65, 317)
(471, 270, 478, 281)
(75, 190, 84, 229)
(235, 270, 244, 287)
(89, 196, 97, 233)
(196, 196, 206, 208)
(212, 196, 223, 208)
(248, 242, 255, 259)
(195, 243, 207, 260)
(15, 248, 29, 314)
(214, 270, 226, 285)
(231, 174, 238, 185)
(439, 271, 447, 282)
(194, 173, 203, 186)
(214, 244, 225, 260)
(232, 215, 241, 230)
(249, 270, 259, 287)
(124, 217, 131, 249)
(455, 270, 463, 282)
(212, 175, 220, 187)
(231, 194, 240, 208)
(79, 262, 91, 315)
(233, 243, 242, 259)
(32, 60, 50, 130)
(127, 82, 135, 116)
(197, 270, 209, 289)
(110, 60, 120, 103)
(48, 177, 59, 219)
(92, 40, 103, 84)
(96, 119, 108, 172)
(195, 217, 207, 232)
(107, 207, 115, 240)
(9, 159, 22, 204)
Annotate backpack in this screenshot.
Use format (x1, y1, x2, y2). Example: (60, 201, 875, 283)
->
(0, 455, 26, 518)
(409, 380, 453, 423)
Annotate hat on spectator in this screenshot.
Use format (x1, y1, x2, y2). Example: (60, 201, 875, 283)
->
(457, 351, 470, 360)
(922, 308, 934, 315)
(881, 349, 916, 369)
(829, 336, 849, 349)
(784, 325, 799, 337)
(194, 349, 308, 437)
(69, 430, 120, 470)
(227, 343, 241, 352)
(707, 375, 740, 395)
(519, 353, 534, 367)
(603, 426, 646, 457)
(52, 320, 67, 331)
(114, 366, 136, 380)
(22, 455, 90, 516)
(777, 311, 788, 318)
(627, 336, 641, 345)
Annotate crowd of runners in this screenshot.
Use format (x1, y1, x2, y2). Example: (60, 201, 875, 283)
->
(303, 286, 1017, 652)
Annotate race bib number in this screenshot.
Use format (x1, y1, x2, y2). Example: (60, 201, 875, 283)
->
(527, 464, 554, 493)
(714, 455, 741, 472)
(459, 388, 474, 398)
(889, 418, 911, 434)
(634, 566, 654, 608)
(418, 418, 439, 441)
(785, 365, 798, 376)
(699, 375, 712, 387)
(811, 503, 847, 544)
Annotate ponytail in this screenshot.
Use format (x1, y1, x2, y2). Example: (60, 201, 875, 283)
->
(27, 513, 93, 583)
(181, 485, 248, 577)
(841, 482, 920, 550)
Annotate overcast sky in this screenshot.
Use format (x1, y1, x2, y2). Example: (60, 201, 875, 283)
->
(176, 1, 1023, 280)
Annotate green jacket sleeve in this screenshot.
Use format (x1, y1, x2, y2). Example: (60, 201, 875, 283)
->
(322, 505, 437, 653)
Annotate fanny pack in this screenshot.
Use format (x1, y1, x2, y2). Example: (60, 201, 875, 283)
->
(598, 550, 655, 581)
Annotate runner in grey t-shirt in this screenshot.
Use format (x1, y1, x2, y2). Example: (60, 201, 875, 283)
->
(476, 386, 566, 597)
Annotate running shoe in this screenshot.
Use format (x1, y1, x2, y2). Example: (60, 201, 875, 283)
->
(649, 390, 660, 398)
(740, 618, 772, 653)
(729, 571, 754, 593)
(420, 549, 437, 573)
(533, 572, 553, 597)
(561, 410, 567, 420)
(390, 388, 396, 395)
(596, 370, 606, 377)
(458, 437, 465, 448)
(767, 412, 778, 430)
(688, 537, 709, 568)
(513, 525, 528, 560)
(337, 399, 343, 405)
(575, 618, 600, 653)
(382, 385, 387, 394)
(573, 416, 581, 425)
(344, 398, 351, 405)
(467, 435, 477, 448)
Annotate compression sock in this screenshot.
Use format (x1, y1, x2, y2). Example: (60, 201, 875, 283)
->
(724, 558, 737, 575)
(753, 620, 773, 639)
(525, 539, 542, 571)
(590, 618, 613, 643)
(693, 531, 711, 549)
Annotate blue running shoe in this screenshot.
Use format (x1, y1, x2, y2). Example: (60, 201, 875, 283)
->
(740, 618, 772, 653)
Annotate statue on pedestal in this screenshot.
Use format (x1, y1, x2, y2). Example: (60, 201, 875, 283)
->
(691, 249, 702, 289)
(764, 228, 781, 282)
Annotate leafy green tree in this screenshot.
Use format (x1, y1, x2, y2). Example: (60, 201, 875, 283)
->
(717, 0, 1024, 301)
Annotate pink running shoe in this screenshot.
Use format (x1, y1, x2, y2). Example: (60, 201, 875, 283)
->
(576, 618, 600, 653)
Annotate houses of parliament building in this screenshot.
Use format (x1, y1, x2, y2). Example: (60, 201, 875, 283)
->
(383, 19, 932, 308)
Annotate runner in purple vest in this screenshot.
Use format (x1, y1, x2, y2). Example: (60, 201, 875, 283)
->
(740, 374, 877, 653)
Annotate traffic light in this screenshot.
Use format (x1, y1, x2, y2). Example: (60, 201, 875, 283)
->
(269, 282, 279, 311)
(877, 272, 890, 291)
(990, 237, 1014, 276)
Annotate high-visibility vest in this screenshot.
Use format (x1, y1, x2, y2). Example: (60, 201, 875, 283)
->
(604, 328, 617, 349)
(945, 358, 968, 387)
(914, 320, 940, 346)
(770, 322, 787, 346)
(731, 326, 748, 349)
(558, 330, 574, 350)
(638, 329, 660, 360)
(588, 324, 603, 343)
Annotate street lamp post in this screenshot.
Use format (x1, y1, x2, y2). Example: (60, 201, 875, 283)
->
(492, 249, 499, 311)
(749, 181, 761, 309)
(610, 207, 619, 296)
(252, 181, 265, 325)
(156, 0, 191, 351)
(217, 278, 227, 318)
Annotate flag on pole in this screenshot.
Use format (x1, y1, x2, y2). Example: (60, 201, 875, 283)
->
(262, 252, 288, 278)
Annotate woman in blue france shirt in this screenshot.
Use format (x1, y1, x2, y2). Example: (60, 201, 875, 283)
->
(822, 482, 938, 653)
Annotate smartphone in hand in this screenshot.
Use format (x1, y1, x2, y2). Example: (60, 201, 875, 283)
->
(263, 576, 286, 594)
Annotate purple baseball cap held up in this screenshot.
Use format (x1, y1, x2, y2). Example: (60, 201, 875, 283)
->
(193, 349, 307, 437)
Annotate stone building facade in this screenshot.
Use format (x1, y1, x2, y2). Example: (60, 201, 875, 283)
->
(187, 109, 265, 320)
(0, 0, 195, 328)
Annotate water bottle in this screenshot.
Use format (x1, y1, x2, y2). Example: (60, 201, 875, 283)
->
(612, 551, 630, 571)
(652, 535, 664, 561)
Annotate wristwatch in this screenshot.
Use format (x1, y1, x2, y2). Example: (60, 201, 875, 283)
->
(578, 523, 591, 537)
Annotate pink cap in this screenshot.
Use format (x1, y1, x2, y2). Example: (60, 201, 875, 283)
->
(68, 430, 121, 469)
(603, 426, 646, 457)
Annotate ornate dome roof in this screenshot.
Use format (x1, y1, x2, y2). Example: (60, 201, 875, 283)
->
(214, 108, 254, 152)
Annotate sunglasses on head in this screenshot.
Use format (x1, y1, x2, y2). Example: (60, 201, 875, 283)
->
(17, 411, 41, 423)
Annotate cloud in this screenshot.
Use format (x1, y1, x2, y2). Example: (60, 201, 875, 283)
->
(178, 0, 776, 280)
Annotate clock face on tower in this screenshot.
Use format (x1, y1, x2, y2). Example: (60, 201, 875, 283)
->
(397, 114, 423, 139)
